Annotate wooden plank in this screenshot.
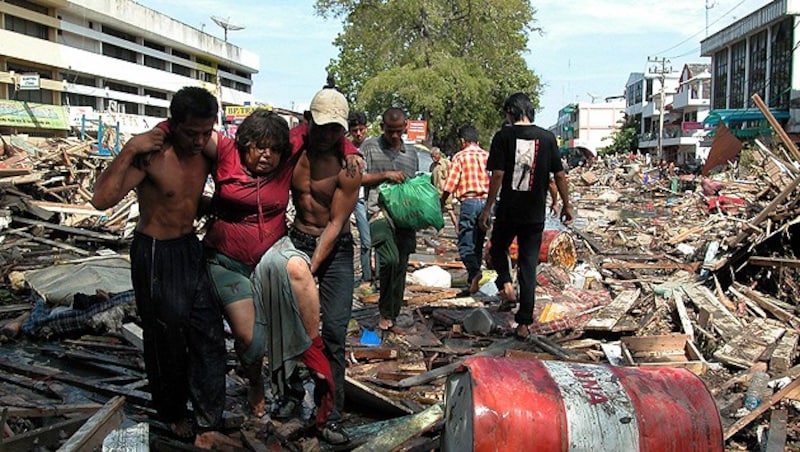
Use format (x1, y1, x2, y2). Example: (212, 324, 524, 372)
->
(0, 359, 151, 406)
(713, 318, 786, 369)
(584, 289, 640, 331)
(724, 376, 800, 440)
(8, 230, 91, 256)
(764, 408, 788, 452)
(353, 403, 443, 452)
(57, 396, 125, 452)
(733, 283, 800, 328)
(350, 347, 399, 361)
(682, 284, 742, 340)
(344, 376, 414, 417)
(11, 216, 120, 242)
(395, 338, 516, 388)
(121, 323, 144, 352)
(0, 414, 91, 451)
(770, 329, 799, 372)
(28, 200, 108, 217)
(673, 290, 694, 341)
(1, 403, 102, 418)
(748, 256, 800, 269)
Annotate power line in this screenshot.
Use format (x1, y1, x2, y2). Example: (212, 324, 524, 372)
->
(655, 0, 750, 55)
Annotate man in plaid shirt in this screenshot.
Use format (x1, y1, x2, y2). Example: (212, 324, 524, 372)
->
(440, 124, 490, 294)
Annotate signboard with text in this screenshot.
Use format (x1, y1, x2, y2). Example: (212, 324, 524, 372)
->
(406, 119, 427, 142)
(18, 73, 40, 90)
(224, 105, 272, 121)
(0, 100, 69, 130)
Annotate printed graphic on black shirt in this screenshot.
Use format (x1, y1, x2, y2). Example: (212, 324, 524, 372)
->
(512, 138, 539, 192)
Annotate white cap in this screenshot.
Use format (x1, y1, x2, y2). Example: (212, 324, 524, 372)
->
(310, 88, 349, 130)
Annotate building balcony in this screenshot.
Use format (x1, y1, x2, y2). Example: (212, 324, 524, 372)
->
(672, 89, 711, 110)
(638, 123, 708, 148)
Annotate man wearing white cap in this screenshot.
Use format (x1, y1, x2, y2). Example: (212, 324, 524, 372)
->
(288, 86, 361, 444)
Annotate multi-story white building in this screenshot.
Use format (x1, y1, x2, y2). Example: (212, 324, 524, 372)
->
(552, 98, 626, 159)
(700, 0, 799, 136)
(0, 0, 259, 136)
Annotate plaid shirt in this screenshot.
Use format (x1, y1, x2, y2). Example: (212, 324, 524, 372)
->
(442, 144, 489, 200)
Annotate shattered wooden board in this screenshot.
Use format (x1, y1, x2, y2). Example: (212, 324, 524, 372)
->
(713, 318, 786, 368)
(584, 289, 640, 331)
(682, 284, 742, 340)
(770, 329, 799, 372)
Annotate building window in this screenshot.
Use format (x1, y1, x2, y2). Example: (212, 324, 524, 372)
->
(104, 99, 138, 114)
(144, 89, 168, 100)
(172, 49, 191, 60)
(196, 56, 213, 67)
(143, 40, 165, 52)
(6, 0, 47, 13)
(14, 88, 53, 104)
(145, 105, 168, 117)
(60, 73, 96, 87)
(102, 25, 137, 42)
(144, 55, 166, 70)
(712, 48, 728, 110)
(106, 81, 138, 95)
(729, 40, 746, 108)
(103, 42, 137, 63)
(235, 81, 251, 93)
(749, 30, 767, 103)
(769, 18, 792, 109)
(197, 71, 215, 83)
(4, 15, 48, 40)
(65, 93, 97, 108)
(220, 78, 234, 88)
(172, 64, 192, 77)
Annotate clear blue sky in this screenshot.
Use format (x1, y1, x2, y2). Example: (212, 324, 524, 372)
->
(136, 0, 769, 127)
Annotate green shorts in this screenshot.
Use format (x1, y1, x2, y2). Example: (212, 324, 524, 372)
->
(206, 250, 253, 306)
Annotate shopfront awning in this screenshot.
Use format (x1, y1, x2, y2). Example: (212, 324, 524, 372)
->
(703, 108, 790, 127)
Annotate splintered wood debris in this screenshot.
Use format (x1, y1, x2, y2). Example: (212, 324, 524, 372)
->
(1, 125, 799, 450)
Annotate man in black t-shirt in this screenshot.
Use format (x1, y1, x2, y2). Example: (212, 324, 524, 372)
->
(479, 92, 573, 339)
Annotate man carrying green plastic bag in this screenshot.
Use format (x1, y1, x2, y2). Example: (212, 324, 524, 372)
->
(361, 108, 442, 333)
(378, 174, 445, 231)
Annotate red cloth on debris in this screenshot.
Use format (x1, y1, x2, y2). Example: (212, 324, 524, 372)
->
(706, 195, 746, 213)
(302, 336, 335, 429)
(528, 265, 612, 335)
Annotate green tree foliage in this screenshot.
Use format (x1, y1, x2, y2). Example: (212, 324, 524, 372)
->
(601, 115, 640, 156)
(314, 0, 542, 153)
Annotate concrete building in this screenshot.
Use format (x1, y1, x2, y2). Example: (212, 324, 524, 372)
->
(0, 0, 258, 136)
(700, 0, 799, 137)
(552, 98, 626, 159)
(660, 63, 712, 164)
(625, 69, 681, 160)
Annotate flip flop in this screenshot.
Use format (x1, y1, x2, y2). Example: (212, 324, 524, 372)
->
(514, 324, 531, 340)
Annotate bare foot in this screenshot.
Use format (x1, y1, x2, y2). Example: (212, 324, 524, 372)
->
(377, 316, 393, 331)
(169, 418, 193, 440)
(194, 431, 242, 450)
(500, 282, 517, 302)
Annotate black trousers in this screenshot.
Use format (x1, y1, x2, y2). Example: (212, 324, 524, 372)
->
(489, 221, 544, 326)
(130, 232, 226, 430)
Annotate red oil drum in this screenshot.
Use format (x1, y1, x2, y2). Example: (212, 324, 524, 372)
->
(442, 356, 722, 452)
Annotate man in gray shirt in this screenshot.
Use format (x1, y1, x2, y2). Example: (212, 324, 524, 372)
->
(360, 107, 419, 331)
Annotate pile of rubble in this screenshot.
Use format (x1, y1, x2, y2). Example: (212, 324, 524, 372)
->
(0, 127, 798, 450)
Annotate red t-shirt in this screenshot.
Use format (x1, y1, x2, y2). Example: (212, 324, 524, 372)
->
(198, 122, 358, 267)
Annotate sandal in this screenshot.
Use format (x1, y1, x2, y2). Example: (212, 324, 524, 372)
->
(514, 324, 531, 340)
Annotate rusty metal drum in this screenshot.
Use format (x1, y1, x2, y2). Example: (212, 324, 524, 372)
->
(442, 356, 722, 452)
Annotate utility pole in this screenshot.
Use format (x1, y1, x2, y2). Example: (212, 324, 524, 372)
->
(648, 56, 671, 162)
(705, 0, 717, 37)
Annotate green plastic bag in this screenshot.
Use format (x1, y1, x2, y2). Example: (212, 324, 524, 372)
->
(378, 174, 444, 230)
